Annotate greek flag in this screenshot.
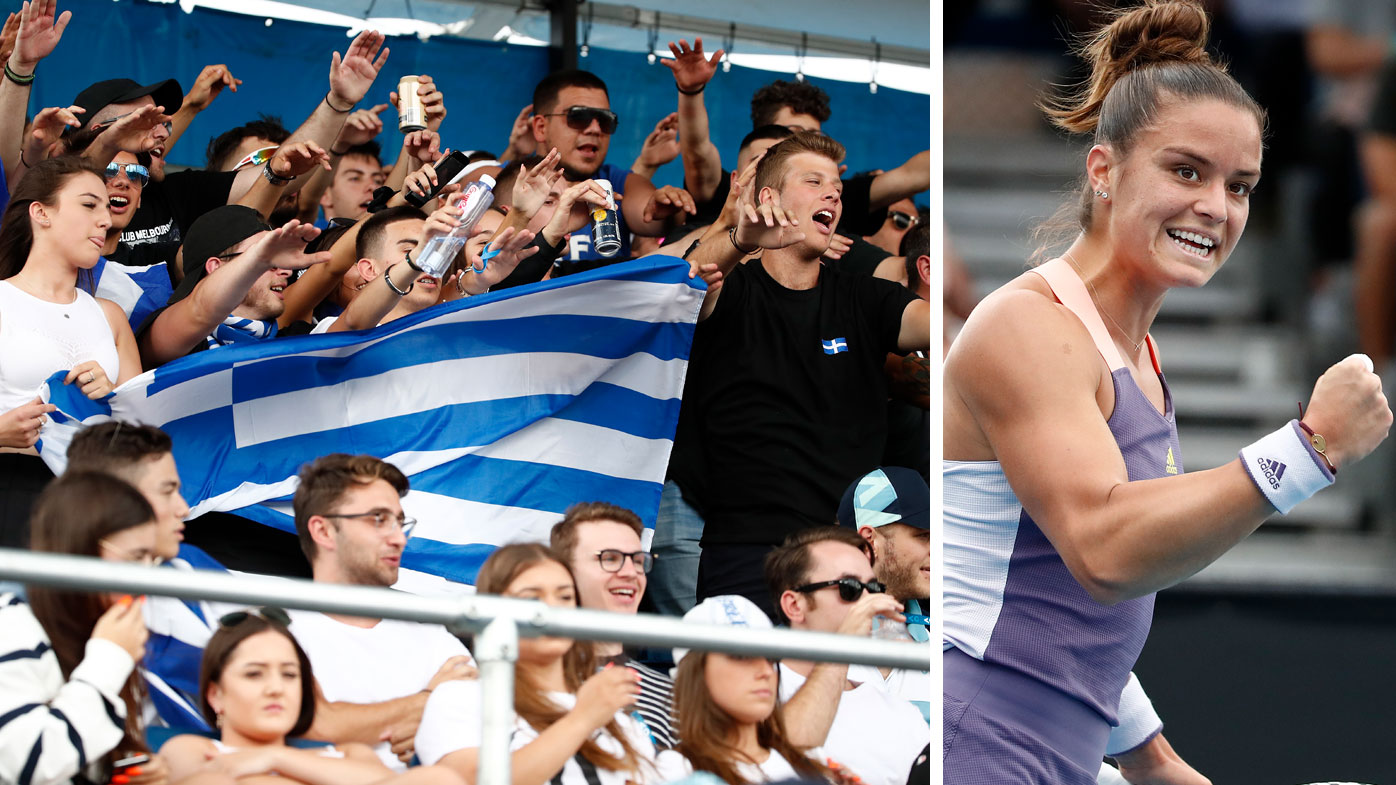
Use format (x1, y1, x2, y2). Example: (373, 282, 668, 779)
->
(93, 256, 174, 333)
(38, 257, 703, 596)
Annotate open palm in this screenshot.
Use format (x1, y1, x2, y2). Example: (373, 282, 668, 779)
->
(329, 30, 389, 106)
(662, 38, 723, 92)
(13, 0, 71, 69)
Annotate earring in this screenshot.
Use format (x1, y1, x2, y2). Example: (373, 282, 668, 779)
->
(215, 710, 223, 729)
(1094, 190, 1109, 200)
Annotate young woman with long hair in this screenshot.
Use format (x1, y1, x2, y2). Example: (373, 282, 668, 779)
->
(415, 543, 659, 785)
(942, 1, 1391, 782)
(0, 471, 160, 785)
(0, 156, 143, 549)
(160, 610, 462, 785)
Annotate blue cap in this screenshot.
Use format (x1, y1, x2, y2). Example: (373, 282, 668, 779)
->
(837, 467, 929, 531)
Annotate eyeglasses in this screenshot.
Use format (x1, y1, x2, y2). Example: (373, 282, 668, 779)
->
(542, 106, 619, 135)
(322, 509, 416, 536)
(793, 577, 885, 603)
(219, 606, 292, 628)
(92, 110, 174, 136)
(233, 145, 280, 171)
(594, 549, 653, 574)
(104, 162, 150, 187)
(99, 538, 160, 566)
(888, 210, 920, 231)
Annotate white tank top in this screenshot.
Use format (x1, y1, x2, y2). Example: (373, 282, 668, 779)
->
(0, 279, 120, 412)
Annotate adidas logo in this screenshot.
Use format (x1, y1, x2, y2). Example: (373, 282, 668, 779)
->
(1257, 457, 1287, 490)
(1165, 447, 1178, 475)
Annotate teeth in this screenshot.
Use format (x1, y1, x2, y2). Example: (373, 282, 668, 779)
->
(1168, 229, 1214, 248)
(1169, 234, 1212, 258)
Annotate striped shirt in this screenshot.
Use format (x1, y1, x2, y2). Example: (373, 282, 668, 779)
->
(0, 593, 135, 785)
(605, 655, 677, 750)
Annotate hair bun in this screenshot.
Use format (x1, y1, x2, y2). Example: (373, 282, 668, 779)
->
(1098, 0, 1211, 73)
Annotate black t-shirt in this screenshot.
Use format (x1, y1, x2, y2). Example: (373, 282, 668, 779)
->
(666, 171, 883, 247)
(121, 169, 239, 267)
(668, 259, 918, 546)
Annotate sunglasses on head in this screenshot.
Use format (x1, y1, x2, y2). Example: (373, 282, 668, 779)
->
(794, 576, 886, 603)
(543, 106, 619, 135)
(219, 606, 292, 629)
(233, 145, 280, 171)
(888, 210, 920, 231)
(91, 110, 173, 136)
(104, 162, 150, 187)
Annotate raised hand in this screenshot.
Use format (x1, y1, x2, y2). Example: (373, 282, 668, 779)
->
(543, 178, 610, 242)
(91, 595, 147, 662)
(1301, 353, 1393, 469)
(390, 73, 446, 131)
(269, 140, 332, 180)
(93, 104, 172, 155)
(717, 150, 764, 231)
(249, 220, 330, 271)
(328, 29, 389, 108)
(11, 0, 71, 72)
(511, 147, 564, 220)
(183, 64, 241, 113)
(834, 591, 904, 638)
(419, 202, 463, 245)
(636, 112, 680, 170)
(403, 129, 442, 166)
(662, 37, 724, 93)
(574, 664, 642, 729)
(403, 162, 437, 200)
(642, 184, 696, 223)
(0, 13, 20, 64)
(461, 226, 538, 294)
(733, 176, 805, 251)
(335, 103, 388, 149)
(0, 396, 55, 449)
(502, 103, 537, 160)
(28, 105, 83, 151)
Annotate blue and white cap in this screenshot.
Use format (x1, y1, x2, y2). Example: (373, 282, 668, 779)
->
(672, 595, 772, 665)
(837, 466, 929, 531)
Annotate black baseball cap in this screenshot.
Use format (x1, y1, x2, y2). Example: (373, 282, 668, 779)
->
(72, 78, 184, 130)
(837, 467, 930, 532)
(168, 206, 271, 305)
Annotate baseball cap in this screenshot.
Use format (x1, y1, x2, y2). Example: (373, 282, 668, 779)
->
(167, 206, 271, 305)
(837, 467, 929, 532)
(672, 595, 772, 666)
(72, 78, 184, 130)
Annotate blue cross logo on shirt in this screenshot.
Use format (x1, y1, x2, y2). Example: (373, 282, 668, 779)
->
(822, 338, 848, 355)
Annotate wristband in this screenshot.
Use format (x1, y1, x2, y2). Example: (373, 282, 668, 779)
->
(4, 62, 34, 86)
(404, 249, 425, 273)
(1106, 672, 1163, 758)
(728, 225, 759, 255)
(1238, 420, 1335, 514)
(262, 162, 293, 186)
(676, 84, 705, 96)
(323, 91, 354, 113)
(383, 264, 413, 296)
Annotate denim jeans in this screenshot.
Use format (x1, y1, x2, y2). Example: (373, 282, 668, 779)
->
(647, 480, 704, 618)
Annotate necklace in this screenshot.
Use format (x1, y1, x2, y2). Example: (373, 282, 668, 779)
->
(1062, 251, 1146, 356)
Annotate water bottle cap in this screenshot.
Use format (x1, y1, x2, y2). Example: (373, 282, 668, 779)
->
(477, 173, 496, 189)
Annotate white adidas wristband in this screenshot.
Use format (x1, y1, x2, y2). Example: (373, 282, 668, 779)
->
(1238, 420, 1335, 515)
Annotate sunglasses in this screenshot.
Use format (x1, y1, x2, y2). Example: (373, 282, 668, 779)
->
(219, 606, 292, 628)
(104, 162, 150, 187)
(594, 549, 654, 574)
(543, 106, 619, 135)
(233, 145, 280, 171)
(91, 110, 173, 136)
(888, 210, 920, 231)
(794, 576, 886, 603)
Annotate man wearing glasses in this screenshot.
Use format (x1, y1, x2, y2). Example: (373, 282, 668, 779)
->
(763, 526, 929, 785)
(549, 502, 677, 750)
(527, 70, 692, 267)
(288, 453, 478, 770)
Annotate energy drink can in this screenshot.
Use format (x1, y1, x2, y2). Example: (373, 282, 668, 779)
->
(397, 75, 427, 132)
(591, 178, 622, 258)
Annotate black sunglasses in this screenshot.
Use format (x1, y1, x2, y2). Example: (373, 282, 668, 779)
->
(794, 577, 885, 603)
(889, 210, 920, 231)
(219, 606, 292, 628)
(543, 106, 619, 135)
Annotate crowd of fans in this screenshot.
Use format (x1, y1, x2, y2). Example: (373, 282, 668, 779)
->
(0, 1, 929, 783)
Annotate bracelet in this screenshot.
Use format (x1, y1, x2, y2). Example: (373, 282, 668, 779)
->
(323, 91, 354, 114)
(1238, 420, 1336, 515)
(728, 225, 759, 255)
(404, 249, 425, 273)
(4, 62, 34, 86)
(19, 149, 32, 168)
(1296, 420, 1337, 474)
(676, 84, 705, 96)
(473, 246, 501, 273)
(262, 162, 293, 186)
(383, 264, 413, 296)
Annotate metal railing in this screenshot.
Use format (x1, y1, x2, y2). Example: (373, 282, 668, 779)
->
(0, 549, 929, 785)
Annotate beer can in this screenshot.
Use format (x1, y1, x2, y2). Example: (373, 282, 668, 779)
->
(591, 178, 622, 258)
(398, 75, 426, 132)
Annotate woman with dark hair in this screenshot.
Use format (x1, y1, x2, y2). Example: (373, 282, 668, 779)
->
(0, 471, 160, 785)
(161, 610, 462, 785)
(942, 1, 1391, 782)
(415, 543, 660, 785)
(0, 155, 143, 549)
(654, 595, 837, 785)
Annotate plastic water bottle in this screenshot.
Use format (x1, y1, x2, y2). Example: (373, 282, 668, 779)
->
(871, 615, 914, 642)
(412, 174, 496, 277)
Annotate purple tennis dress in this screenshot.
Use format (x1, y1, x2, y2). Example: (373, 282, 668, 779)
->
(942, 259, 1184, 784)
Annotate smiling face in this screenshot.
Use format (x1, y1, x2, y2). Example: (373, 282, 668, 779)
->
(761, 151, 842, 258)
(207, 630, 302, 742)
(35, 171, 112, 268)
(507, 559, 578, 665)
(91, 96, 171, 180)
(704, 652, 777, 726)
(569, 520, 646, 615)
(1092, 97, 1262, 290)
(533, 86, 613, 180)
(105, 151, 145, 232)
(208, 232, 290, 322)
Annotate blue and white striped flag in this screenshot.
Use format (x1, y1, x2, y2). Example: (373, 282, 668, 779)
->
(93, 256, 174, 333)
(39, 257, 704, 596)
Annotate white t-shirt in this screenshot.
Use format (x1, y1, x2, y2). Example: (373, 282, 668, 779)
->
(416, 679, 662, 785)
(309, 316, 339, 334)
(287, 610, 472, 769)
(655, 747, 812, 783)
(846, 664, 932, 724)
(777, 663, 928, 785)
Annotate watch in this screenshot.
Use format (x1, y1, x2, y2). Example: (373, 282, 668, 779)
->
(262, 162, 293, 186)
(1297, 420, 1337, 474)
